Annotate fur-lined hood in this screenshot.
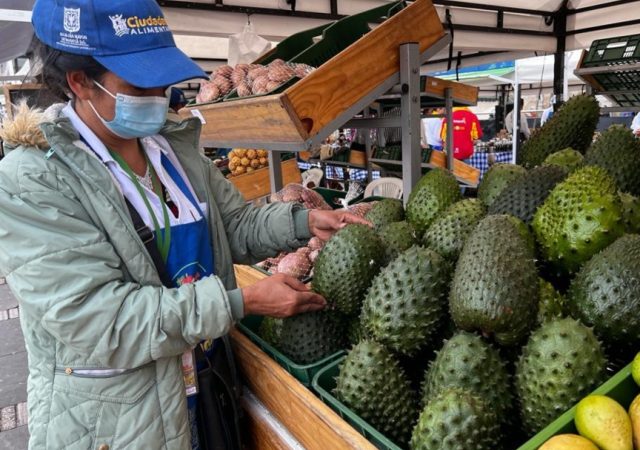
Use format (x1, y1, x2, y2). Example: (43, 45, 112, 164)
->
(0, 101, 65, 151)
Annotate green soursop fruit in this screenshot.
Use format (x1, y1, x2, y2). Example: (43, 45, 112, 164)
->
(620, 192, 640, 233)
(543, 148, 584, 172)
(537, 278, 566, 325)
(568, 234, 640, 355)
(406, 168, 462, 234)
(377, 221, 419, 265)
(519, 94, 600, 168)
(585, 124, 640, 196)
(313, 224, 385, 315)
(533, 166, 625, 276)
(335, 340, 418, 445)
(346, 315, 368, 346)
(361, 245, 449, 355)
(364, 198, 404, 230)
(477, 163, 527, 208)
(450, 215, 539, 346)
(506, 215, 536, 256)
(271, 310, 347, 364)
(488, 165, 569, 225)
(423, 199, 486, 261)
(410, 388, 501, 450)
(422, 331, 513, 426)
(515, 317, 606, 435)
(258, 317, 283, 346)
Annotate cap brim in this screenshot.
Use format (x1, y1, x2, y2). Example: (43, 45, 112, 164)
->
(95, 46, 208, 89)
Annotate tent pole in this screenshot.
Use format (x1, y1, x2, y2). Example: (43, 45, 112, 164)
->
(512, 69, 519, 165)
(552, 2, 568, 109)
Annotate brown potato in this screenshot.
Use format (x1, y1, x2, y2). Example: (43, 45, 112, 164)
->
(234, 148, 247, 158)
(259, 157, 268, 166)
(235, 166, 246, 175)
(241, 157, 250, 167)
(250, 158, 260, 169)
(246, 149, 257, 159)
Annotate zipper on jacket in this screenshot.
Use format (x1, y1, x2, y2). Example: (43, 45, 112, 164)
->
(55, 365, 144, 378)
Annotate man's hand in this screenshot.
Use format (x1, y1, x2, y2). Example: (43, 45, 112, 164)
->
(242, 273, 327, 317)
(308, 209, 372, 241)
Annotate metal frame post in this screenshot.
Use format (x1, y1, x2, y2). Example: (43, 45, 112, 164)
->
(268, 151, 284, 194)
(445, 87, 454, 170)
(400, 42, 421, 206)
(552, 2, 568, 108)
(512, 69, 520, 164)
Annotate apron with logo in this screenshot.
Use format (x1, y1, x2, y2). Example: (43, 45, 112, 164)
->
(110, 149, 215, 450)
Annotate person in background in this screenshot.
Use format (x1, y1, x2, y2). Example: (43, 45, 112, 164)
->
(420, 107, 444, 150)
(505, 98, 531, 139)
(631, 111, 640, 136)
(167, 86, 187, 122)
(440, 106, 483, 162)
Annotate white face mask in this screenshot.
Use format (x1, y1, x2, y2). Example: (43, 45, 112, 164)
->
(88, 80, 170, 139)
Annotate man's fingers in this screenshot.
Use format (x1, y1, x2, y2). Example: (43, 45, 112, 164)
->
(340, 212, 373, 227)
(297, 302, 326, 314)
(281, 274, 310, 291)
(297, 291, 327, 307)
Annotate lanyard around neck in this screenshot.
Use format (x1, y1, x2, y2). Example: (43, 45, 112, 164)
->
(109, 147, 172, 263)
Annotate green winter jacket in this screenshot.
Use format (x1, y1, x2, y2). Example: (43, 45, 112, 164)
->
(0, 104, 311, 449)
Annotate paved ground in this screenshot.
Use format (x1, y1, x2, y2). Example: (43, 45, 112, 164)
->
(0, 279, 29, 449)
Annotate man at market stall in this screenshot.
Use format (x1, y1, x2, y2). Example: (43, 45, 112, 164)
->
(0, 1, 368, 449)
(440, 106, 483, 162)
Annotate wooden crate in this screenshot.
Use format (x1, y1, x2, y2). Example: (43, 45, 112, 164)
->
(229, 159, 302, 201)
(422, 76, 479, 105)
(232, 265, 376, 450)
(181, 0, 446, 149)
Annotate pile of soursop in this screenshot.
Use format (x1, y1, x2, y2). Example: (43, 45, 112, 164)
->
(252, 95, 640, 449)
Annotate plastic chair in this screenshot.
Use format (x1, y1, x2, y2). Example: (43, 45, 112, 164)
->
(364, 177, 403, 199)
(302, 168, 324, 189)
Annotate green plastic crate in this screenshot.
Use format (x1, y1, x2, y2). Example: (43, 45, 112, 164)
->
(237, 315, 345, 387)
(583, 34, 640, 67)
(518, 363, 639, 449)
(312, 357, 403, 450)
(254, 23, 334, 66)
(313, 187, 347, 209)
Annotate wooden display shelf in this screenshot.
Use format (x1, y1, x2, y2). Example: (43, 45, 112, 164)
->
(232, 265, 376, 450)
(229, 159, 302, 201)
(181, 0, 445, 150)
(429, 151, 481, 186)
(422, 76, 479, 105)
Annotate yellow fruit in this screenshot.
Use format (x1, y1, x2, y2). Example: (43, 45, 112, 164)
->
(228, 150, 235, 159)
(575, 395, 632, 450)
(241, 157, 250, 167)
(235, 149, 247, 158)
(629, 394, 640, 450)
(235, 166, 246, 175)
(257, 149, 268, 158)
(259, 157, 268, 166)
(228, 161, 237, 171)
(230, 156, 241, 166)
(632, 353, 640, 387)
(246, 167, 254, 173)
(539, 434, 599, 450)
(247, 149, 257, 159)
(250, 159, 260, 169)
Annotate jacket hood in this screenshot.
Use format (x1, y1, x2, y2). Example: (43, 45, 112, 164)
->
(0, 101, 65, 151)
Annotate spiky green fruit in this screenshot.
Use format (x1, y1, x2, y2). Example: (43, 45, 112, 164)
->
(346, 315, 368, 346)
(518, 95, 600, 168)
(313, 224, 385, 315)
(620, 192, 640, 233)
(410, 388, 501, 450)
(335, 341, 418, 445)
(406, 169, 462, 234)
(488, 165, 568, 225)
(264, 311, 347, 364)
(258, 317, 284, 346)
(422, 331, 513, 425)
(423, 199, 486, 261)
(515, 317, 606, 435)
(585, 125, 640, 196)
(533, 166, 625, 276)
(361, 245, 448, 355)
(568, 234, 640, 355)
(478, 163, 527, 207)
(450, 215, 539, 346)
(506, 214, 536, 256)
(543, 148, 585, 172)
(365, 198, 404, 230)
(537, 278, 565, 325)
(377, 221, 419, 265)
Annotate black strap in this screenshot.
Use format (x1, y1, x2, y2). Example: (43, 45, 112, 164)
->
(446, 9, 455, 71)
(124, 197, 173, 287)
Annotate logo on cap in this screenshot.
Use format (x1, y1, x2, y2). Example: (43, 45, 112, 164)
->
(109, 14, 130, 37)
(63, 7, 80, 33)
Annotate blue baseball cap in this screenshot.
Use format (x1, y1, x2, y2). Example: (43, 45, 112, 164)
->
(31, 0, 208, 89)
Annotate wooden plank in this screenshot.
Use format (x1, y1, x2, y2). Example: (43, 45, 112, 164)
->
(230, 328, 376, 450)
(287, 0, 445, 137)
(429, 150, 481, 186)
(234, 264, 269, 288)
(229, 159, 302, 201)
(180, 94, 308, 148)
(422, 76, 479, 105)
(241, 391, 301, 450)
